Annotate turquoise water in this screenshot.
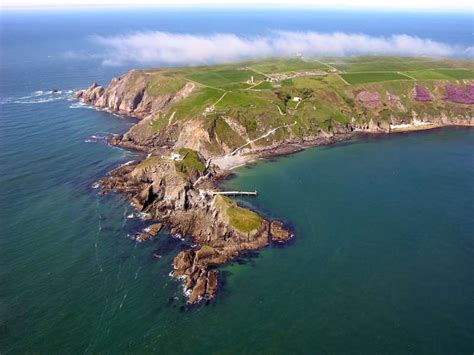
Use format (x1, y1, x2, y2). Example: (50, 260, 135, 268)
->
(1, 9, 473, 354)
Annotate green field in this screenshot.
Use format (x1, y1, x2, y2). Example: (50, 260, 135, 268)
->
(186, 69, 264, 87)
(250, 58, 328, 73)
(340, 72, 412, 84)
(327, 56, 473, 72)
(251, 81, 272, 90)
(403, 68, 474, 80)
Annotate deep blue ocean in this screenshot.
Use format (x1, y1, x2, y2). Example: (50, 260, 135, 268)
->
(1, 8, 473, 353)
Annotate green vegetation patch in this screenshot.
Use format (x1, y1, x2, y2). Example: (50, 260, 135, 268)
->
(402, 69, 474, 80)
(170, 87, 222, 119)
(251, 58, 327, 73)
(174, 148, 205, 178)
(340, 72, 412, 85)
(145, 74, 187, 96)
(251, 81, 272, 90)
(205, 115, 247, 148)
(135, 156, 163, 170)
(214, 195, 263, 233)
(186, 69, 264, 87)
(219, 82, 253, 91)
(328, 56, 467, 72)
(215, 91, 265, 109)
(433, 69, 474, 79)
(150, 112, 170, 131)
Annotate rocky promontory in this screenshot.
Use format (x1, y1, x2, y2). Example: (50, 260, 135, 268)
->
(95, 149, 292, 303)
(77, 57, 473, 303)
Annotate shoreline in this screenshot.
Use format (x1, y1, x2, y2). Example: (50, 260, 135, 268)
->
(210, 123, 474, 172)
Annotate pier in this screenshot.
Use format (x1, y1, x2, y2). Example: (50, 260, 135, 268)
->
(211, 190, 257, 196)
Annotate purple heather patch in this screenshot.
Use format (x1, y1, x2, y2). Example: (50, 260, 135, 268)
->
(413, 85, 432, 102)
(442, 85, 474, 104)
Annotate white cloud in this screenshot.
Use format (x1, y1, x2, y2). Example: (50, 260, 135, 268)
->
(90, 31, 462, 66)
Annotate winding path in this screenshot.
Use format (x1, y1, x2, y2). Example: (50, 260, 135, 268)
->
(230, 121, 297, 156)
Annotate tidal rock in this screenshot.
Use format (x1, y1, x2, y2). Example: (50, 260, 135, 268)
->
(136, 223, 163, 242)
(270, 220, 292, 243)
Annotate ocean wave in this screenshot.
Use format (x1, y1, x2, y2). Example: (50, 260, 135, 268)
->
(84, 134, 111, 143)
(119, 160, 135, 167)
(0, 89, 76, 105)
(69, 101, 95, 109)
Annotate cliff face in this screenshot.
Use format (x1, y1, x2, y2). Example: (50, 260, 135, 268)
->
(76, 70, 196, 119)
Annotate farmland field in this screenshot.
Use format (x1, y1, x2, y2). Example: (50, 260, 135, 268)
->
(403, 69, 474, 80)
(250, 58, 328, 73)
(327, 56, 473, 72)
(340, 72, 412, 84)
(186, 69, 264, 87)
(251, 81, 272, 90)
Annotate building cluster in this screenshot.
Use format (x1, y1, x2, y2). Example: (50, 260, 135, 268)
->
(264, 71, 327, 82)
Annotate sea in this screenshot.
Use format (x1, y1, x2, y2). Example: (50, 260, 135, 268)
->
(0, 8, 473, 354)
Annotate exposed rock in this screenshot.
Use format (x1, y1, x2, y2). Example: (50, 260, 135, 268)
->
(386, 92, 406, 112)
(136, 223, 163, 242)
(76, 71, 195, 120)
(356, 90, 383, 109)
(270, 220, 292, 243)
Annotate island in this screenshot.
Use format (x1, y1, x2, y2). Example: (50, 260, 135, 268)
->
(76, 56, 473, 304)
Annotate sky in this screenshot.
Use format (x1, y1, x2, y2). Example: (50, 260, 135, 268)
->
(1, 0, 473, 11)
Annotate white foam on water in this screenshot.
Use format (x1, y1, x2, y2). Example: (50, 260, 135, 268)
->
(119, 160, 135, 168)
(69, 101, 95, 109)
(1, 89, 76, 105)
(138, 212, 151, 220)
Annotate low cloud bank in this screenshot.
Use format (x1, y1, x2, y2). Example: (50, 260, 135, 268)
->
(90, 31, 463, 66)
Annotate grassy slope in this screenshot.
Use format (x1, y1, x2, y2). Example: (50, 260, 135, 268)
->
(174, 148, 206, 179)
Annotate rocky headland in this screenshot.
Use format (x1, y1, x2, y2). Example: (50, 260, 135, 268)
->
(77, 57, 473, 303)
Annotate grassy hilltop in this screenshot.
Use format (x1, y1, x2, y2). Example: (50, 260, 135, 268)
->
(80, 56, 473, 158)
